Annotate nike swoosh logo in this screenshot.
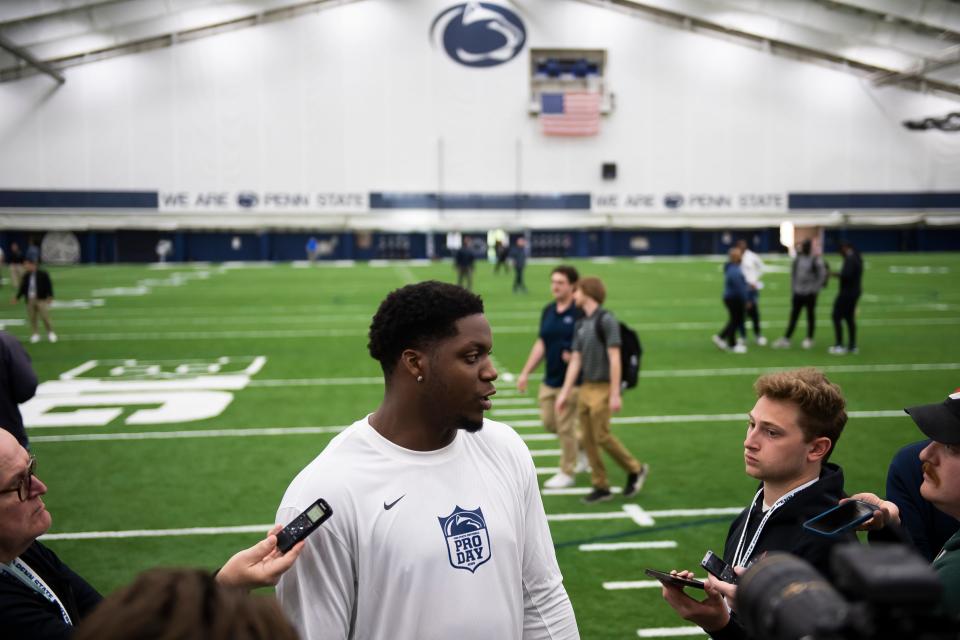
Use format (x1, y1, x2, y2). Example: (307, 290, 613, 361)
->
(383, 495, 405, 511)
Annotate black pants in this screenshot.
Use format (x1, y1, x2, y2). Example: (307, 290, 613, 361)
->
(720, 298, 745, 347)
(513, 266, 527, 293)
(784, 293, 818, 339)
(739, 290, 761, 339)
(832, 292, 860, 349)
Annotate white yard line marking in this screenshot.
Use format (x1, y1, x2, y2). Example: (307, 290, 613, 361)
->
(529, 449, 562, 457)
(543, 487, 623, 496)
(535, 467, 560, 475)
(604, 580, 663, 590)
(623, 504, 656, 526)
(31, 426, 349, 443)
(27, 318, 960, 341)
(512, 409, 907, 429)
(548, 512, 638, 522)
(604, 578, 706, 590)
(521, 434, 559, 441)
(249, 377, 384, 387)
(547, 506, 742, 522)
(39, 505, 741, 541)
(636, 362, 960, 379)
(229, 362, 960, 389)
(637, 627, 708, 637)
(488, 398, 537, 406)
(42, 524, 273, 541)
(491, 408, 541, 416)
(580, 541, 677, 552)
(28, 409, 910, 444)
(646, 508, 744, 518)
(490, 355, 515, 383)
(59, 360, 99, 380)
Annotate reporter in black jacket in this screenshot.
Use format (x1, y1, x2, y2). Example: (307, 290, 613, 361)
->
(660, 368, 855, 640)
(12, 258, 56, 344)
(0, 430, 306, 639)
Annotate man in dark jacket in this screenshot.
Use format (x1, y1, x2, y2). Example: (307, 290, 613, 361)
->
(660, 368, 854, 639)
(453, 239, 476, 291)
(13, 258, 56, 344)
(0, 332, 38, 448)
(849, 391, 960, 618)
(828, 242, 863, 355)
(0, 430, 307, 639)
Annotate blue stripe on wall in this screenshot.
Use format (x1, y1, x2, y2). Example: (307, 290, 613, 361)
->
(0, 190, 158, 209)
(1, 190, 956, 212)
(789, 192, 960, 210)
(370, 193, 591, 209)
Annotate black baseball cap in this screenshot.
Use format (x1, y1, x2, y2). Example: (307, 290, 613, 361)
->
(904, 392, 960, 445)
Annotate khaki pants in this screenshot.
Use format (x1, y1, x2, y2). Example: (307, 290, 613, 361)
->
(577, 382, 640, 490)
(537, 384, 580, 475)
(27, 299, 53, 334)
(9, 264, 24, 292)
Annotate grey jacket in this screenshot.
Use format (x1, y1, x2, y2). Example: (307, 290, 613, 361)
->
(791, 253, 827, 295)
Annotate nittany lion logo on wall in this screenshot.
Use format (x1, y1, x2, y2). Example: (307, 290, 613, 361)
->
(430, 2, 526, 68)
(438, 506, 491, 573)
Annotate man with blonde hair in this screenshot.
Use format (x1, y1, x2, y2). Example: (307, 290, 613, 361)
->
(660, 368, 854, 639)
(556, 276, 647, 504)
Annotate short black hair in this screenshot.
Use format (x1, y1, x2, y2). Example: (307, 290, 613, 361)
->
(368, 281, 484, 375)
(551, 265, 579, 284)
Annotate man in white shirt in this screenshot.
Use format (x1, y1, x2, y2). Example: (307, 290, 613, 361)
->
(276, 280, 579, 640)
(735, 239, 766, 347)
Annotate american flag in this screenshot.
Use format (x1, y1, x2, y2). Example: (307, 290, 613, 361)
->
(540, 91, 601, 136)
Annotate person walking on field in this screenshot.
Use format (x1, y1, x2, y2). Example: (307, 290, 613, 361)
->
(713, 247, 749, 354)
(517, 265, 587, 489)
(736, 239, 766, 346)
(828, 242, 863, 355)
(556, 276, 648, 504)
(773, 239, 828, 350)
(510, 237, 528, 294)
(12, 258, 56, 344)
(7, 243, 24, 292)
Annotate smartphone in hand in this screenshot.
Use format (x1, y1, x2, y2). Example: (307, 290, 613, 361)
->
(802, 500, 876, 537)
(644, 568, 705, 590)
(701, 550, 738, 585)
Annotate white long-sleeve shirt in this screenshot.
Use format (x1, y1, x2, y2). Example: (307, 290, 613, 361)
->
(740, 249, 765, 289)
(276, 416, 580, 640)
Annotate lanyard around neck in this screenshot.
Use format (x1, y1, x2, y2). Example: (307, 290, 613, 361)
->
(1, 558, 72, 626)
(732, 477, 819, 568)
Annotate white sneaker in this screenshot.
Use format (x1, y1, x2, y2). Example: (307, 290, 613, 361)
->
(828, 345, 846, 355)
(29, 334, 40, 344)
(756, 336, 768, 346)
(802, 338, 814, 350)
(574, 452, 591, 474)
(543, 472, 575, 489)
(48, 332, 58, 343)
(772, 337, 790, 349)
(732, 344, 748, 354)
(712, 335, 728, 350)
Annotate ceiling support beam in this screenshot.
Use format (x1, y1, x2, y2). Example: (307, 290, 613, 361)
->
(0, 0, 358, 84)
(0, 32, 64, 84)
(584, 0, 960, 100)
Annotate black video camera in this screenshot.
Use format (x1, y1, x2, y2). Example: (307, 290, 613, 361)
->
(736, 544, 959, 640)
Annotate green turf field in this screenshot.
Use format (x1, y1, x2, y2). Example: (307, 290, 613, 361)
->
(12, 252, 959, 639)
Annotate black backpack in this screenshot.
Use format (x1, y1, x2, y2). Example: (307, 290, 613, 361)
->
(594, 310, 643, 391)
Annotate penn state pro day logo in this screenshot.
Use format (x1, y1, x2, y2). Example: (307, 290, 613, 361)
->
(438, 506, 492, 573)
(429, 2, 526, 67)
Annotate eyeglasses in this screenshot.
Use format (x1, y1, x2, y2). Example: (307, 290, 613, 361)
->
(0, 456, 37, 502)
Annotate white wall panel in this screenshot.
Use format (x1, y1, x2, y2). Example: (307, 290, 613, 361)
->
(0, 0, 957, 199)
